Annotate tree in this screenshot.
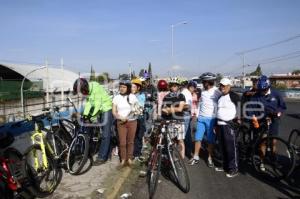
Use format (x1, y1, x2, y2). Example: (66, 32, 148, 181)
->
(97, 75, 105, 84)
(102, 72, 111, 82)
(216, 73, 223, 83)
(119, 74, 130, 80)
(148, 62, 152, 79)
(292, 70, 300, 75)
(90, 65, 96, 81)
(139, 69, 145, 77)
(248, 64, 262, 76)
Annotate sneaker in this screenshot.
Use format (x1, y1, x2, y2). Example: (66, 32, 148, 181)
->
(260, 163, 266, 172)
(226, 170, 238, 178)
(93, 159, 106, 166)
(207, 158, 214, 168)
(215, 167, 224, 172)
(188, 159, 199, 165)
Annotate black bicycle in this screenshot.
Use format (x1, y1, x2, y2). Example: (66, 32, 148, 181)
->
(147, 119, 190, 199)
(66, 98, 101, 175)
(236, 118, 295, 180)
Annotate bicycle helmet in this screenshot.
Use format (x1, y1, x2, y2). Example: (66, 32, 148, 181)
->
(131, 78, 142, 87)
(157, 79, 168, 91)
(73, 78, 89, 95)
(257, 75, 271, 90)
(168, 77, 181, 85)
(200, 72, 217, 81)
(143, 71, 150, 80)
(187, 80, 197, 88)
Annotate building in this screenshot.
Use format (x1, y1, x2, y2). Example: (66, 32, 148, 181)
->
(269, 74, 300, 88)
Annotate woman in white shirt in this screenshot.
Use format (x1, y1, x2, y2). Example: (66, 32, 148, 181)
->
(112, 80, 139, 167)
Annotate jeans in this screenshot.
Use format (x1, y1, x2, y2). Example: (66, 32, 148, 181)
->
(183, 113, 193, 159)
(97, 110, 113, 161)
(133, 117, 146, 157)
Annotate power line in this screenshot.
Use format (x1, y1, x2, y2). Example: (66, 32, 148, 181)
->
(237, 33, 300, 55)
(249, 50, 300, 65)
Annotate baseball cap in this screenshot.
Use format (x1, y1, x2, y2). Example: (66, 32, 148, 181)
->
(220, 78, 232, 86)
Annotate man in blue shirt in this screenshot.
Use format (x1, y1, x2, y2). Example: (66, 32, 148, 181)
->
(248, 75, 287, 172)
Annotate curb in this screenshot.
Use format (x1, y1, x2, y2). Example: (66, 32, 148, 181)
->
(105, 166, 133, 199)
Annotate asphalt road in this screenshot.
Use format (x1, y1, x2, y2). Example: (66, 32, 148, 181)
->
(129, 100, 300, 199)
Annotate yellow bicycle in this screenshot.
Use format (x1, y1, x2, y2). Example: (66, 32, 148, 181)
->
(24, 111, 61, 197)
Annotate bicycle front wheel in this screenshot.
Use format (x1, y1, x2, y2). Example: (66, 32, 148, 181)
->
(252, 136, 295, 180)
(67, 134, 89, 175)
(24, 144, 61, 198)
(169, 146, 190, 193)
(147, 147, 162, 199)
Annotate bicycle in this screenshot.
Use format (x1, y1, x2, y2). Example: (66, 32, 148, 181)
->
(66, 98, 101, 175)
(288, 128, 300, 178)
(236, 117, 295, 180)
(0, 132, 32, 199)
(147, 119, 190, 199)
(23, 112, 62, 197)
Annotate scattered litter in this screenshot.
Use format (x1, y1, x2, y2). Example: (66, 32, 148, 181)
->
(139, 170, 147, 177)
(158, 180, 162, 184)
(120, 192, 132, 198)
(97, 188, 105, 194)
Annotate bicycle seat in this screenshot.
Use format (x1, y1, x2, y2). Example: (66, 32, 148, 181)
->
(0, 132, 14, 149)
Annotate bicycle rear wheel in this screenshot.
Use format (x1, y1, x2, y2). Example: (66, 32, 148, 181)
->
(288, 129, 300, 158)
(252, 136, 295, 180)
(169, 146, 190, 193)
(67, 134, 89, 175)
(147, 147, 162, 199)
(24, 144, 61, 198)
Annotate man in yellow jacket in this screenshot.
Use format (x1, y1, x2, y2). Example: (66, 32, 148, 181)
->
(73, 78, 113, 165)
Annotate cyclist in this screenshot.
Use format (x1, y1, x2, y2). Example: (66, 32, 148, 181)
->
(189, 72, 221, 167)
(73, 78, 113, 166)
(131, 78, 146, 160)
(141, 72, 157, 135)
(216, 78, 241, 178)
(161, 77, 186, 158)
(248, 75, 287, 171)
(181, 80, 197, 160)
(112, 80, 139, 167)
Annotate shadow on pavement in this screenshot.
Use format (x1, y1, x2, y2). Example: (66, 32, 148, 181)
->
(238, 161, 300, 199)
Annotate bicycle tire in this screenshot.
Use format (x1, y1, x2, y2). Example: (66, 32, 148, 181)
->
(59, 119, 76, 140)
(67, 134, 89, 175)
(288, 129, 300, 157)
(24, 144, 60, 198)
(147, 147, 162, 199)
(252, 136, 296, 180)
(169, 146, 190, 193)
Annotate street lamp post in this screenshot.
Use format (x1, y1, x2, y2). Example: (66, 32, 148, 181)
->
(171, 21, 188, 59)
(21, 66, 46, 118)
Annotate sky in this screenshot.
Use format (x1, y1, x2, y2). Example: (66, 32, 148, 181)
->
(1, 0, 300, 78)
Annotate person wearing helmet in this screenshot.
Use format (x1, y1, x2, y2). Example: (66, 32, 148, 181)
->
(142, 71, 157, 136)
(131, 78, 146, 159)
(247, 75, 286, 171)
(112, 80, 139, 167)
(161, 77, 186, 158)
(155, 79, 169, 119)
(73, 78, 113, 165)
(181, 80, 197, 159)
(189, 72, 222, 167)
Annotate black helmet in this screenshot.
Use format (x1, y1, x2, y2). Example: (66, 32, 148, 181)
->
(200, 72, 216, 81)
(119, 79, 132, 95)
(73, 78, 89, 95)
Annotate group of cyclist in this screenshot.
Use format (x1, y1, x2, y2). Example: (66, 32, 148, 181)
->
(72, 70, 287, 178)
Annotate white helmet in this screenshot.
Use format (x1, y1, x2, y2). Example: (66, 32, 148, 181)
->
(168, 77, 181, 85)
